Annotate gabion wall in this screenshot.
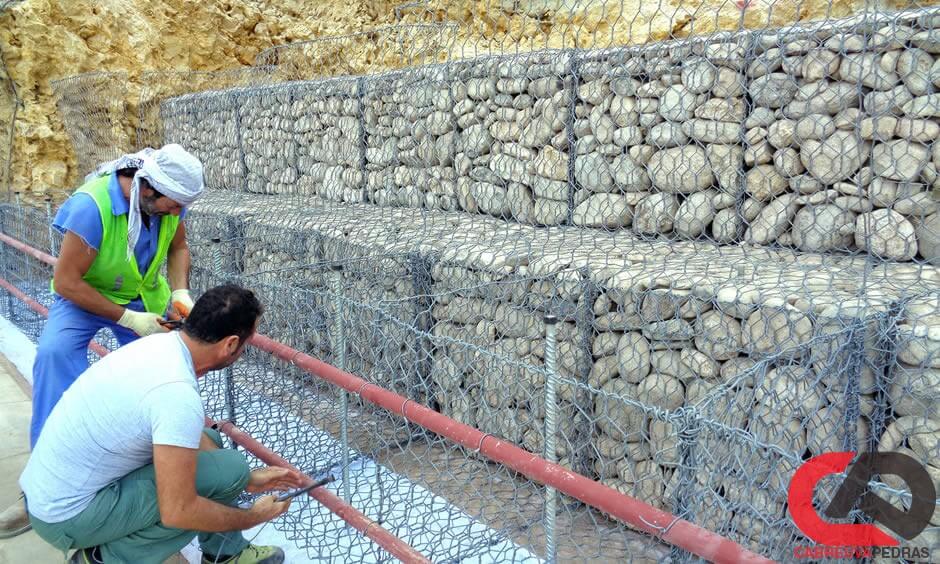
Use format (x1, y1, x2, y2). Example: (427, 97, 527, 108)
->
(159, 8, 940, 560)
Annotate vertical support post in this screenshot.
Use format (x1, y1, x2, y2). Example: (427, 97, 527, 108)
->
(329, 265, 351, 501)
(1, 205, 14, 321)
(407, 251, 434, 404)
(356, 77, 369, 204)
(670, 407, 702, 562)
(564, 53, 580, 227)
(211, 236, 237, 448)
(542, 313, 559, 564)
(45, 197, 57, 257)
(573, 267, 597, 478)
(868, 303, 903, 453)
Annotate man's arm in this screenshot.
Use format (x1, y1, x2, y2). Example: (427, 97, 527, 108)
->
(153, 444, 289, 532)
(53, 231, 126, 322)
(166, 221, 190, 291)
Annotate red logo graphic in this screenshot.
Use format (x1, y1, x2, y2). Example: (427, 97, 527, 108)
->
(788, 451, 936, 549)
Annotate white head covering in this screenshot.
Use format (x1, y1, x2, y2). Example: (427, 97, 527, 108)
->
(88, 144, 205, 259)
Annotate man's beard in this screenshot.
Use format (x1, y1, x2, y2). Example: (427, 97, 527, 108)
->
(139, 194, 167, 217)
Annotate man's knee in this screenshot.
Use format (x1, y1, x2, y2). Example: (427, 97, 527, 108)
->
(202, 427, 224, 449)
(196, 449, 250, 502)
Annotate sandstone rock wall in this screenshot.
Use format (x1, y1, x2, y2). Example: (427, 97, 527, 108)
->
(0, 0, 921, 199)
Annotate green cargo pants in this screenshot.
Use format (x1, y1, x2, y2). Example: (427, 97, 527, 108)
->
(28, 429, 251, 564)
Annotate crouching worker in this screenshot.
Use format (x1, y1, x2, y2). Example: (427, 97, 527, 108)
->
(18, 285, 302, 564)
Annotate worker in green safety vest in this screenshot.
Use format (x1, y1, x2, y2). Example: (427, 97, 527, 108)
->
(1, 144, 204, 541)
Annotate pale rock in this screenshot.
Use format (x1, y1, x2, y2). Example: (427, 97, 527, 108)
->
(590, 113, 617, 145)
(746, 193, 800, 244)
(865, 86, 913, 114)
(647, 146, 714, 193)
(609, 95, 639, 127)
(695, 311, 743, 361)
(659, 85, 698, 122)
(747, 164, 788, 201)
(633, 192, 678, 234)
(794, 115, 836, 141)
(616, 332, 652, 383)
(839, 53, 900, 90)
(869, 177, 925, 207)
(467, 78, 498, 100)
(916, 213, 940, 265)
(745, 140, 774, 167)
(528, 77, 563, 98)
(801, 131, 868, 184)
(681, 57, 717, 94)
(533, 146, 568, 181)
(745, 307, 815, 358)
(610, 154, 651, 191)
(638, 112, 663, 129)
(895, 118, 940, 142)
(855, 209, 918, 261)
(706, 144, 743, 195)
(572, 194, 634, 228)
(610, 77, 640, 97)
(532, 176, 570, 201)
(470, 181, 510, 216)
(533, 198, 568, 225)
(888, 365, 940, 418)
(833, 108, 862, 130)
(872, 140, 930, 182)
(902, 94, 940, 118)
(642, 319, 695, 341)
(682, 119, 741, 144)
(791, 204, 856, 252)
(802, 49, 841, 81)
(489, 121, 522, 142)
(674, 191, 716, 239)
(893, 192, 938, 217)
(490, 154, 529, 185)
(773, 147, 804, 177)
(612, 126, 644, 147)
(575, 153, 614, 192)
(647, 122, 688, 148)
(911, 29, 940, 54)
(791, 175, 824, 195)
(579, 80, 610, 106)
(833, 195, 872, 213)
(858, 116, 898, 141)
(767, 119, 795, 148)
(897, 48, 935, 96)
(712, 192, 737, 209)
(744, 108, 776, 129)
(680, 349, 719, 380)
(694, 98, 744, 122)
(792, 81, 861, 114)
(712, 67, 745, 98)
(596, 380, 645, 440)
(712, 207, 742, 243)
(520, 117, 555, 148)
(749, 73, 798, 108)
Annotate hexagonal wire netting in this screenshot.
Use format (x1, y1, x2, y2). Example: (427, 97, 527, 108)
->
(8, 2, 940, 562)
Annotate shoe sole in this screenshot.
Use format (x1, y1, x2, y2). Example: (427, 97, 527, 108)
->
(0, 523, 31, 539)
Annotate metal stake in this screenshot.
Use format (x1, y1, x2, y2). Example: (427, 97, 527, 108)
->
(330, 265, 351, 501)
(543, 313, 559, 564)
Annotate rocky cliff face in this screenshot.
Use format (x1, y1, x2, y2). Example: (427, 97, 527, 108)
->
(0, 0, 925, 199)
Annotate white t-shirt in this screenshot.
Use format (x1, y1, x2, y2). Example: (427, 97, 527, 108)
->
(20, 332, 205, 523)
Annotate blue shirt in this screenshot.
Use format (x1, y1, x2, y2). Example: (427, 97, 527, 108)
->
(53, 174, 186, 305)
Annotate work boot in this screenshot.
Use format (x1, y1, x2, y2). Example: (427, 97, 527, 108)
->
(68, 547, 103, 564)
(0, 493, 30, 539)
(202, 544, 285, 564)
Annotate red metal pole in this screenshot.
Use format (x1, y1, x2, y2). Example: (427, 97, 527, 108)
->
(1, 231, 777, 564)
(213, 420, 431, 564)
(0, 232, 56, 266)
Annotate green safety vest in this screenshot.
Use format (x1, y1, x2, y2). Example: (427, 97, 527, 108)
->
(51, 174, 180, 314)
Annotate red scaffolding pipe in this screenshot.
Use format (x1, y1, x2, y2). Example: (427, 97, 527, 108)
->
(1, 231, 777, 564)
(0, 273, 428, 563)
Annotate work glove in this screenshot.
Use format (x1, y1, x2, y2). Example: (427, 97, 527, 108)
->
(117, 309, 168, 337)
(170, 289, 195, 319)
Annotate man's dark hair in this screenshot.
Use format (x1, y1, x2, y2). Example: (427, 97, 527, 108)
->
(183, 285, 263, 344)
(115, 168, 162, 197)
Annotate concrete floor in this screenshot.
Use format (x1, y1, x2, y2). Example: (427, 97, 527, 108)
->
(0, 354, 186, 564)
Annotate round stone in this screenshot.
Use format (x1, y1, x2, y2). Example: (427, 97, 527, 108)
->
(855, 209, 918, 261)
(773, 147, 805, 177)
(575, 152, 614, 192)
(616, 332, 652, 383)
(800, 131, 869, 184)
(681, 57, 717, 94)
(634, 193, 679, 234)
(871, 139, 930, 182)
(595, 379, 645, 440)
(791, 204, 857, 252)
(749, 73, 798, 108)
(610, 154, 651, 191)
(674, 191, 716, 239)
(659, 85, 698, 121)
(572, 193, 634, 228)
(745, 308, 815, 358)
(747, 164, 789, 201)
(647, 145, 714, 193)
(694, 311, 743, 360)
(897, 47, 935, 96)
(745, 193, 800, 245)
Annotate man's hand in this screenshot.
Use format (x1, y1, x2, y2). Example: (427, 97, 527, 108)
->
(117, 309, 169, 337)
(246, 466, 305, 494)
(170, 289, 194, 319)
(249, 495, 291, 524)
